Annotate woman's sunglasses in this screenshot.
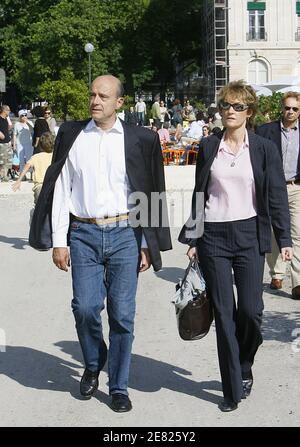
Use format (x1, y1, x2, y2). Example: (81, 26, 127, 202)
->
(219, 101, 249, 112)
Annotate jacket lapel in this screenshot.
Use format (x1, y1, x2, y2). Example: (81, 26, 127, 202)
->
(122, 120, 148, 192)
(248, 130, 267, 211)
(197, 136, 220, 191)
(271, 121, 282, 157)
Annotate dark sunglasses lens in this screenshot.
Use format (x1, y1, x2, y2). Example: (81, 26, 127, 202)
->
(220, 102, 230, 110)
(285, 106, 299, 112)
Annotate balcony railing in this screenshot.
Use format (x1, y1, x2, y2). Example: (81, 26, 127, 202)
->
(295, 29, 300, 41)
(246, 31, 267, 41)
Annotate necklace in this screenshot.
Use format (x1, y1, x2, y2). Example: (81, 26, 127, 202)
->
(230, 150, 244, 167)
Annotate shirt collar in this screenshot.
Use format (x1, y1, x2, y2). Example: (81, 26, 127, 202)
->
(219, 129, 249, 153)
(280, 120, 298, 131)
(85, 117, 123, 134)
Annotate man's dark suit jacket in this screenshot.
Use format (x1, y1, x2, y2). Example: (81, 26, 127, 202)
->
(29, 119, 172, 272)
(256, 119, 300, 176)
(178, 130, 292, 252)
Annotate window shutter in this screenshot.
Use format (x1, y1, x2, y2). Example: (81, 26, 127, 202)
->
(247, 2, 266, 10)
(297, 1, 300, 15)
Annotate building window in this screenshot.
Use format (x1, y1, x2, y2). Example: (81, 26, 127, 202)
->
(296, 3, 300, 40)
(248, 59, 268, 84)
(247, 2, 267, 40)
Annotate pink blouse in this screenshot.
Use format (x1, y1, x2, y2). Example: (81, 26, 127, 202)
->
(204, 130, 257, 222)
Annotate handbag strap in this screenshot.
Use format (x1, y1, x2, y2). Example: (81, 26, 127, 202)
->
(181, 257, 194, 286)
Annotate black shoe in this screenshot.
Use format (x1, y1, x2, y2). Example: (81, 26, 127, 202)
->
(218, 399, 238, 412)
(110, 393, 132, 413)
(80, 368, 99, 398)
(242, 379, 253, 398)
(80, 339, 107, 398)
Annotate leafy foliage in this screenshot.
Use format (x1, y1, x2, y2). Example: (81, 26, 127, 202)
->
(0, 0, 203, 116)
(39, 75, 89, 120)
(255, 92, 283, 125)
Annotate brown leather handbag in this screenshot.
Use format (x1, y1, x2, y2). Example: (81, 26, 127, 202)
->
(173, 259, 213, 341)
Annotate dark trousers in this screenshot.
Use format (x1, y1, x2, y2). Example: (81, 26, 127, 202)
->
(197, 217, 265, 403)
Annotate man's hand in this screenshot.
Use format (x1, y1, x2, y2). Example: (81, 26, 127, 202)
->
(281, 247, 293, 261)
(139, 248, 151, 272)
(187, 246, 198, 260)
(52, 247, 70, 272)
(0, 131, 5, 140)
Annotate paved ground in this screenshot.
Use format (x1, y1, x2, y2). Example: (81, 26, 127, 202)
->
(0, 167, 300, 427)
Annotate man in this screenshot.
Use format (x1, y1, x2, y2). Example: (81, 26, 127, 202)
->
(29, 75, 172, 412)
(151, 95, 161, 129)
(257, 91, 300, 300)
(135, 97, 147, 126)
(0, 105, 13, 181)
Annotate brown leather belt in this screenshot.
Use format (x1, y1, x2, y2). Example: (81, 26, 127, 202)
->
(72, 213, 129, 226)
(286, 179, 300, 185)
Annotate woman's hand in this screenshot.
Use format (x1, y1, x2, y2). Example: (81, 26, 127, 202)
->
(281, 247, 293, 261)
(187, 246, 198, 260)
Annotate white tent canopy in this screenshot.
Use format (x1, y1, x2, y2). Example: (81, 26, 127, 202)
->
(250, 84, 272, 96)
(276, 85, 300, 94)
(262, 75, 300, 92)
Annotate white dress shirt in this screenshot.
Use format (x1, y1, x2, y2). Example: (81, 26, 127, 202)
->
(52, 118, 146, 248)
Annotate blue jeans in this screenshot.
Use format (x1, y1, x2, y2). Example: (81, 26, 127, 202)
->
(137, 112, 145, 126)
(70, 219, 142, 395)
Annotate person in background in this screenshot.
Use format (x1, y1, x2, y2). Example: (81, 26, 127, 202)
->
(157, 123, 170, 144)
(12, 131, 54, 206)
(124, 106, 138, 126)
(171, 99, 183, 127)
(212, 111, 223, 129)
(159, 100, 168, 128)
(135, 97, 147, 126)
(12, 109, 34, 174)
(202, 125, 210, 138)
(45, 107, 57, 136)
(0, 105, 14, 181)
(151, 95, 161, 128)
(256, 91, 300, 300)
(32, 106, 50, 154)
(179, 80, 292, 412)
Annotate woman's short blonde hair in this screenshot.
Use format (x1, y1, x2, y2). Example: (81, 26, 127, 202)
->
(217, 80, 258, 127)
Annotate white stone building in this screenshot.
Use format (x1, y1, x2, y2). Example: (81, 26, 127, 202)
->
(228, 0, 300, 85)
(201, 0, 300, 102)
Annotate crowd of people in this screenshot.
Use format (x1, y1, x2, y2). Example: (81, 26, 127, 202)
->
(122, 95, 225, 165)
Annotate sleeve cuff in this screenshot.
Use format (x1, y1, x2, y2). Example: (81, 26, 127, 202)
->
(52, 233, 68, 248)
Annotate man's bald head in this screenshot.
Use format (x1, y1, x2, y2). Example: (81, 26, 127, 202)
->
(92, 75, 124, 98)
(89, 75, 125, 129)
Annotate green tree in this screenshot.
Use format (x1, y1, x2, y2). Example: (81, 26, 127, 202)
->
(0, 0, 204, 102)
(39, 74, 89, 120)
(255, 92, 283, 125)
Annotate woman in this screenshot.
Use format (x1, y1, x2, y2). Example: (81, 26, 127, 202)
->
(172, 99, 183, 127)
(12, 109, 34, 173)
(179, 80, 292, 412)
(202, 125, 210, 138)
(159, 100, 169, 127)
(32, 106, 50, 154)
